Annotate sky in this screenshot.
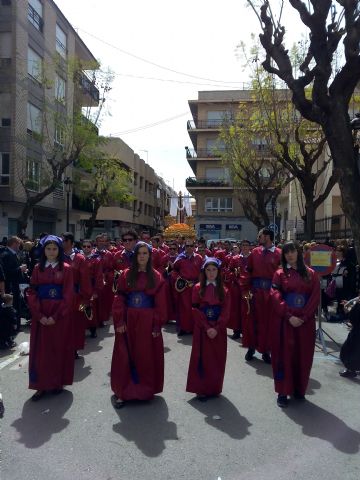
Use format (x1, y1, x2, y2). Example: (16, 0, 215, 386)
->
(54, 0, 301, 193)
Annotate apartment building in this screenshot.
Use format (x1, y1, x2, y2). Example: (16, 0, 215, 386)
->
(0, 0, 99, 238)
(80, 137, 176, 239)
(186, 89, 349, 242)
(186, 90, 259, 241)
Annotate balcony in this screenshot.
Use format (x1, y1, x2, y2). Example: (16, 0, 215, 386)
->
(185, 148, 225, 159)
(187, 119, 226, 130)
(186, 177, 232, 189)
(76, 72, 100, 106)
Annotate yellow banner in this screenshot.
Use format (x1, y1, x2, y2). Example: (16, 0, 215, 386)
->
(310, 251, 332, 267)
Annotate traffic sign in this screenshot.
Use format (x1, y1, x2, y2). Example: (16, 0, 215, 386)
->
(268, 223, 279, 234)
(304, 244, 337, 276)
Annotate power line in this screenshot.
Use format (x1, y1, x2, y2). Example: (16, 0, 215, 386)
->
(108, 112, 189, 136)
(76, 27, 244, 86)
(98, 69, 246, 89)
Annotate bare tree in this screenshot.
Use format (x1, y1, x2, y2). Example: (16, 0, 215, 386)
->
(248, 0, 360, 253)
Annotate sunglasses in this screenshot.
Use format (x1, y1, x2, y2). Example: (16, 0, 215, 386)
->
(123, 238, 135, 242)
(185, 244, 194, 248)
(83, 245, 92, 248)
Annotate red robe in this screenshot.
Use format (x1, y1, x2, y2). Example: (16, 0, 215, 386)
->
(186, 283, 230, 396)
(270, 267, 320, 396)
(64, 252, 92, 350)
(232, 254, 253, 347)
(160, 253, 178, 321)
(173, 253, 203, 332)
(247, 246, 282, 353)
(84, 254, 104, 328)
(95, 249, 114, 323)
(111, 269, 167, 401)
(27, 264, 74, 390)
(222, 253, 240, 331)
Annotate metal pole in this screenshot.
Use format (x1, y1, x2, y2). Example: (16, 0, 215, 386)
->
(66, 189, 70, 231)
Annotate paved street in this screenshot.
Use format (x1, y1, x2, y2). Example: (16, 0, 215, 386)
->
(0, 321, 359, 480)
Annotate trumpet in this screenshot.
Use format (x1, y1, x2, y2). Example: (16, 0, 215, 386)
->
(343, 296, 360, 314)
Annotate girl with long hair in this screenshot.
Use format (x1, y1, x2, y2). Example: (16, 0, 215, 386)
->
(186, 257, 231, 400)
(270, 241, 320, 408)
(26, 235, 74, 401)
(111, 242, 167, 408)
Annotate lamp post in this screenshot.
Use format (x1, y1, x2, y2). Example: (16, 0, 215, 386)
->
(63, 176, 73, 232)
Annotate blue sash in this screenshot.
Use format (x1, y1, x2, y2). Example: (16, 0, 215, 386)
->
(283, 292, 309, 309)
(37, 284, 63, 300)
(126, 292, 154, 308)
(201, 305, 222, 321)
(252, 277, 272, 290)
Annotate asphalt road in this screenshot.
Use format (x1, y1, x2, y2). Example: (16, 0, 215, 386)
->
(0, 320, 359, 480)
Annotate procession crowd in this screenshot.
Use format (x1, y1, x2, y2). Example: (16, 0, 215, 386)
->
(0, 228, 359, 412)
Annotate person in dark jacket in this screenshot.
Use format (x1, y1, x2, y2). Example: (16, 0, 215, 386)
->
(0, 294, 17, 349)
(339, 298, 360, 378)
(0, 236, 28, 329)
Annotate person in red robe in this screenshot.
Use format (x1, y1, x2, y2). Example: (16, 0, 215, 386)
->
(94, 234, 114, 325)
(111, 242, 167, 408)
(234, 240, 253, 347)
(160, 243, 178, 322)
(222, 246, 240, 339)
(63, 232, 92, 357)
(246, 228, 281, 363)
(186, 257, 231, 400)
(270, 241, 320, 408)
(26, 235, 74, 401)
(112, 230, 137, 289)
(172, 240, 202, 335)
(82, 240, 104, 338)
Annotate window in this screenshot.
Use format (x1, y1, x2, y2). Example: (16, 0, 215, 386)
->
(0, 153, 10, 186)
(55, 24, 67, 58)
(1, 0, 12, 6)
(252, 138, 267, 150)
(206, 138, 225, 156)
(138, 201, 143, 214)
(144, 204, 148, 215)
(140, 176, 144, 189)
(55, 74, 66, 103)
(205, 197, 233, 212)
(205, 168, 230, 180)
(134, 172, 138, 186)
(1, 119, 11, 127)
(145, 180, 148, 192)
(28, 0, 43, 32)
(54, 124, 65, 146)
(27, 47, 42, 82)
(0, 32, 12, 63)
(27, 103, 42, 134)
(206, 111, 231, 128)
(26, 159, 40, 191)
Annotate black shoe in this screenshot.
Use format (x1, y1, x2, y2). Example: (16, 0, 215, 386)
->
(6, 340, 16, 348)
(51, 389, 64, 395)
(74, 351, 81, 360)
(293, 391, 306, 400)
(114, 398, 126, 409)
(339, 369, 357, 378)
(231, 330, 241, 340)
(196, 394, 207, 402)
(277, 394, 289, 408)
(262, 352, 272, 364)
(177, 330, 186, 337)
(31, 390, 45, 402)
(90, 329, 97, 338)
(245, 348, 255, 361)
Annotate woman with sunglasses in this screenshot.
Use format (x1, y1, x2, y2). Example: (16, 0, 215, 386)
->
(26, 235, 74, 401)
(186, 257, 230, 400)
(111, 242, 167, 408)
(82, 240, 104, 338)
(270, 241, 320, 408)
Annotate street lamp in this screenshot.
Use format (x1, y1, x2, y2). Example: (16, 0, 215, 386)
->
(63, 176, 73, 231)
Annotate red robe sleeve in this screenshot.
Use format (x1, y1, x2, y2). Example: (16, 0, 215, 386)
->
(79, 257, 92, 304)
(94, 259, 104, 294)
(53, 265, 74, 322)
(26, 266, 44, 322)
(299, 269, 320, 323)
(112, 271, 127, 329)
(152, 273, 167, 330)
(270, 270, 287, 318)
(191, 284, 210, 331)
(216, 288, 231, 330)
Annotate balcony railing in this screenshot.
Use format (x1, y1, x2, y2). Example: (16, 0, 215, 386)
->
(78, 72, 100, 104)
(187, 119, 229, 130)
(185, 148, 226, 159)
(186, 177, 232, 188)
(28, 4, 44, 32)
